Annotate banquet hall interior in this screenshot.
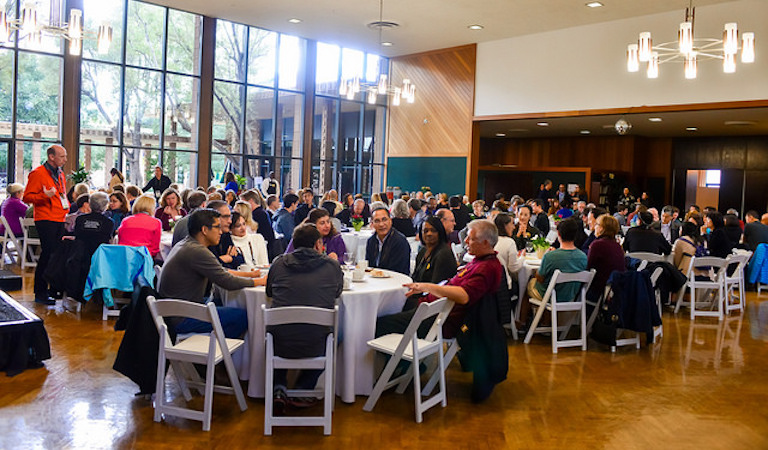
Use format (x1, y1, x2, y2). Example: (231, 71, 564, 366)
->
(0, 0, 767, 447)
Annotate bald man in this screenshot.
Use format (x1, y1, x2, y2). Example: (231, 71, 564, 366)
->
(23, 145, 69, 305)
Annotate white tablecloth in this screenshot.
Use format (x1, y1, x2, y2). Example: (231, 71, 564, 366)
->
(517, 254, 542, 310)
(220, 269, 411, 402)
(159, 231, 173, 261)
(340, 229, 375, 262)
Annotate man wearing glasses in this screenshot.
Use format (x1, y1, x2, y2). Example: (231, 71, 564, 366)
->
(206, 200, 244, 269)
(365, 205, 411, 275)
(159, 209, 265, 338)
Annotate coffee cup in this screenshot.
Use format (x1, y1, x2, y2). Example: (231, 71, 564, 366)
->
(353, 268, 365, 281)
(343, 276, 351, 289)
(357, 260, 369, 270)
(238, 264, 254, 272)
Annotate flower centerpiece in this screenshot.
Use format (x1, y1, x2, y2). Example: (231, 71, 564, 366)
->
(235, 174, 247, 192)
(530, 235, 550, 259)
(351, 215, 364, 232)
(67, 166, 90, 185)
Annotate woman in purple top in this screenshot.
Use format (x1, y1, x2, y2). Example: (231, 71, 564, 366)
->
(587, 214, 626, 301)
(285, 208, 347, 260)
(0, 183, 29, 236)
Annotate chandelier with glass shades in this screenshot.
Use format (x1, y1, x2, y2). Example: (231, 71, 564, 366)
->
(625, 1, 755, 79)
(0, 2, 113, 56)
(338, 0, 415, 106)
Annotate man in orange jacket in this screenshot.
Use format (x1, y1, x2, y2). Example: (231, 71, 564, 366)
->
(22, 145, 69, 305)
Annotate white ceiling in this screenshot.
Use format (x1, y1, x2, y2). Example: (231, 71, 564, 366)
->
(148, 0, 735, 57)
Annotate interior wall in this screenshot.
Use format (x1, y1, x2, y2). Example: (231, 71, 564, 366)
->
(385, 45, 476, 194)
(474, 0, 768, 117)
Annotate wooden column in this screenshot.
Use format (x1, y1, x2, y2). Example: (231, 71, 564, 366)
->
(61, 0, 84, 186)
(196, 16, 216, 188)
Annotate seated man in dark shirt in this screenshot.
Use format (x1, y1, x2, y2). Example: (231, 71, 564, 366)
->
(73, 192, 113, 257)
(623, 211, 672, 255)
(365, 205, 411, 275)
(266, 223, 343, 411)
(375, 219, 503, 341)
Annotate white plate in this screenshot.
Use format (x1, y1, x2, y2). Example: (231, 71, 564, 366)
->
(370, 273, 392, 278)
(352, 278, 366, 283)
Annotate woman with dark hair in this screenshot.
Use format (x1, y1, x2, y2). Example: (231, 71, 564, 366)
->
(105, 191, 130, 231)
(285, 208, 346, 260)
(512, 205, 542, 251)
(405, 216, 457, 309)
(723, 213, 742, 248)
(494, 213, 523, 292)
(702, 211, 734, 258)
(109, 168, 124, 191)
(154, 188, 187, 231)
(224, 171, 239, 193)
(225, 189, 238, 208)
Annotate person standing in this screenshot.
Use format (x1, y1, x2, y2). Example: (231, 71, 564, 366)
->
(23, 145, 68, 305)
(142, 166, 172, 201)
(261, 171, 280, 199)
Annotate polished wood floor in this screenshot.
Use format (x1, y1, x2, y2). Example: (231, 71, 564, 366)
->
(2, 267, 768, 449)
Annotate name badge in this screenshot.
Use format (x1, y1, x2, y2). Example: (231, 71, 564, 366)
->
(60, 194, 70, 209)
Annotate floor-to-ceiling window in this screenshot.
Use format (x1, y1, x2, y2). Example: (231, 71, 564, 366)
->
(211, 20, 305, 191)
(0, 0, 64, 188)
(313, 43, 386, 198)
(79, 0, 202, 188)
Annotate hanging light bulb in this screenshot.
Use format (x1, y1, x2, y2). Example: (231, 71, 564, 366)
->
(0, 12, 9, 43)
(678, 21, 693, 55)
(626, 44, 639, 72)
(742, 32, 755, 63)
(638, 32, 652, 62)
(68, 9, 82, 40)
(346, 83, 355, 100)
(723, 23, 738, 55)
(339, 80, 347, 96)
(351, 77, 360, 94)
(29, 29, 42, 48)
(97, 23, 112, 54)
(367, 87, 377, 104)
(21, 2, 37, 35)
(723, 52, 736, 73)
(685, 52, 697, 79)
(401, 79, 411, 99)
(392, 87, 401, 106)
(647, 52, 659, 78)
(406, 84, 415, 103)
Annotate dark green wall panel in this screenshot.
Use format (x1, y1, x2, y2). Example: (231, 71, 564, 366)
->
(386, 157, 467, 195)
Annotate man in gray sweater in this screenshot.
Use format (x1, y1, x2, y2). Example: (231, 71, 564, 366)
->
(159, 208, 265, 338)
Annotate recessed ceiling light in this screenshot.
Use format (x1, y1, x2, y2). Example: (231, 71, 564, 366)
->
(287, 18, 302, 24)
(686, 127, 698, 131)
(537, 122, 549, 127)
(381, 41, 393, 47)
(648, 117, 663, 122)
(468, 24, 484, 30)
(586, 2, 603, 7)
(496, 133, 506, 137)
(580, 130, 591, 134)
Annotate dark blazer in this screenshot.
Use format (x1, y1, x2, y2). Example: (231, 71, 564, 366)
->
(365, 228, 411, 275)
(652, 220, 681, 244)
(533, 213, 550, 236)
(392, 217, 416, 237)
(622, 226, 672, 255)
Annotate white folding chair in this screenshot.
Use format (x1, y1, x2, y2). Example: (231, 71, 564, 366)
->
(724, 252, 751, 314)
(0, 216, 22, 268)
(686, 256, 729, 321)
(674, 257, 695, 314)
(523, 269, 596, 354)
(146, 297, 247, 431)
(262, 304, 338, 436)
(363, 297, 454, 423)
(19, 218, 41, 270)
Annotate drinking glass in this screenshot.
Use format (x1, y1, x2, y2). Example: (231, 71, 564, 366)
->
(344, 252, 354, 270)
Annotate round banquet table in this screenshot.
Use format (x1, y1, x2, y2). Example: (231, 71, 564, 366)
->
(159, 231, 173, 261)
(340, 229, 375, 263)
(219, 268, 411, 402)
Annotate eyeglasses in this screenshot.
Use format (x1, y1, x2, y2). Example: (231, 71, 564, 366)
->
(372, 218, 390, 224)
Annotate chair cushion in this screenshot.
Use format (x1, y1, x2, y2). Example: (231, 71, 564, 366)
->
(170, 335, 244, 360)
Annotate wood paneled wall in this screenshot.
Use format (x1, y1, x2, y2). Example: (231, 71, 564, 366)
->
(473, 135, 674, 203)
(387, 45, 476, 159)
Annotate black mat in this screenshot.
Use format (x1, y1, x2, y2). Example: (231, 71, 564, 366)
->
(0, 292, 51, 376)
